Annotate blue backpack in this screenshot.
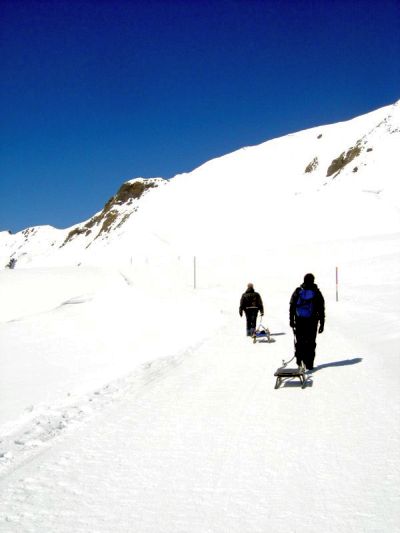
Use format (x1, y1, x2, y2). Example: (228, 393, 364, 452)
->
(295, 288, 315, 318)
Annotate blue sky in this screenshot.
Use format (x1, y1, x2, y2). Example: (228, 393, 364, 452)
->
(1, 0, 399, 232)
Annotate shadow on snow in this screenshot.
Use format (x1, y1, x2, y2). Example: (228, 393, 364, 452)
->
(313, 357, 363, 372)
(254, 332, 286, 344)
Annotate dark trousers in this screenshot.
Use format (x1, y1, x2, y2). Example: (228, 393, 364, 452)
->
(294, 319, 318, 369)
(244, 308, 259, 336)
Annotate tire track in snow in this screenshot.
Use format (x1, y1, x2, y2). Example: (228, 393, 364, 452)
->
(0, 335, 211, 480)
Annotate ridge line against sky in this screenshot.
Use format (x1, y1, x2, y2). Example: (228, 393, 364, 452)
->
(1, 0, 399, 233)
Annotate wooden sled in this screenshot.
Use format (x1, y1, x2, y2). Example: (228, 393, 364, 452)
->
(252, 326, 271, 344)
(274, 366, 307, 389)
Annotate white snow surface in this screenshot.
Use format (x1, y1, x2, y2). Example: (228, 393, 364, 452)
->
(1, 102, 400, 532)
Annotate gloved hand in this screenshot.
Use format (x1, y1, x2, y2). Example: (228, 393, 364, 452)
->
(261, 313, 264, 317)
(290, 320, 295, 329)
(318, 324, 324, 333)
(239, 310, 243, 317)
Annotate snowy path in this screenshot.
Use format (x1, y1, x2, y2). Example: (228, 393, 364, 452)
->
(0, 303, 399, 532)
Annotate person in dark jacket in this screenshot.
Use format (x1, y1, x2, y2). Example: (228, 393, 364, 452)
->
(239, 283, 264, 336)
(289, 273, 325, 370)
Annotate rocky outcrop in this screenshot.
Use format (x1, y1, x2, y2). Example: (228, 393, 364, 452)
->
(326, 142, 362, 178)
(305, 156, 319, 173)
(62, 178, 165, 247)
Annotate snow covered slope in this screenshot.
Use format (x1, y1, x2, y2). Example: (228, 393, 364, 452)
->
(1, 100, 399, 267)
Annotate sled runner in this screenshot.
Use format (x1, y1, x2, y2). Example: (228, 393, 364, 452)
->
(252, 324, 271, 344)
(274, 365, 307, 389)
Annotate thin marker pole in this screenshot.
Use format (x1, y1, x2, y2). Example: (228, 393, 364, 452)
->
(336, 266, 339, 302)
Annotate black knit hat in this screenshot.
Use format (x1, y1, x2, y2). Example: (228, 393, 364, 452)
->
(304, 273, 315, 285)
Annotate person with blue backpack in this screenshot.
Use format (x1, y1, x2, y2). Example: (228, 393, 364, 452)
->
(289, 273, 325, 371)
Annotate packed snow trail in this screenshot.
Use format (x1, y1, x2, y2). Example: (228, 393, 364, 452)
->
(0, 305, 398, 532)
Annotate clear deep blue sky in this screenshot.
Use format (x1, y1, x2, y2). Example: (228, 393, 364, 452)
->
(1, 0, 399, 232)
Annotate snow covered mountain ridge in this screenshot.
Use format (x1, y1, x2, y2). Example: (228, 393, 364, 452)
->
(1, 99, 399, 268)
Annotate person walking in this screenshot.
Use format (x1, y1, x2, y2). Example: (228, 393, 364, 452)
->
(289, 273, 325, 370)
(239, 283, 264, 336)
